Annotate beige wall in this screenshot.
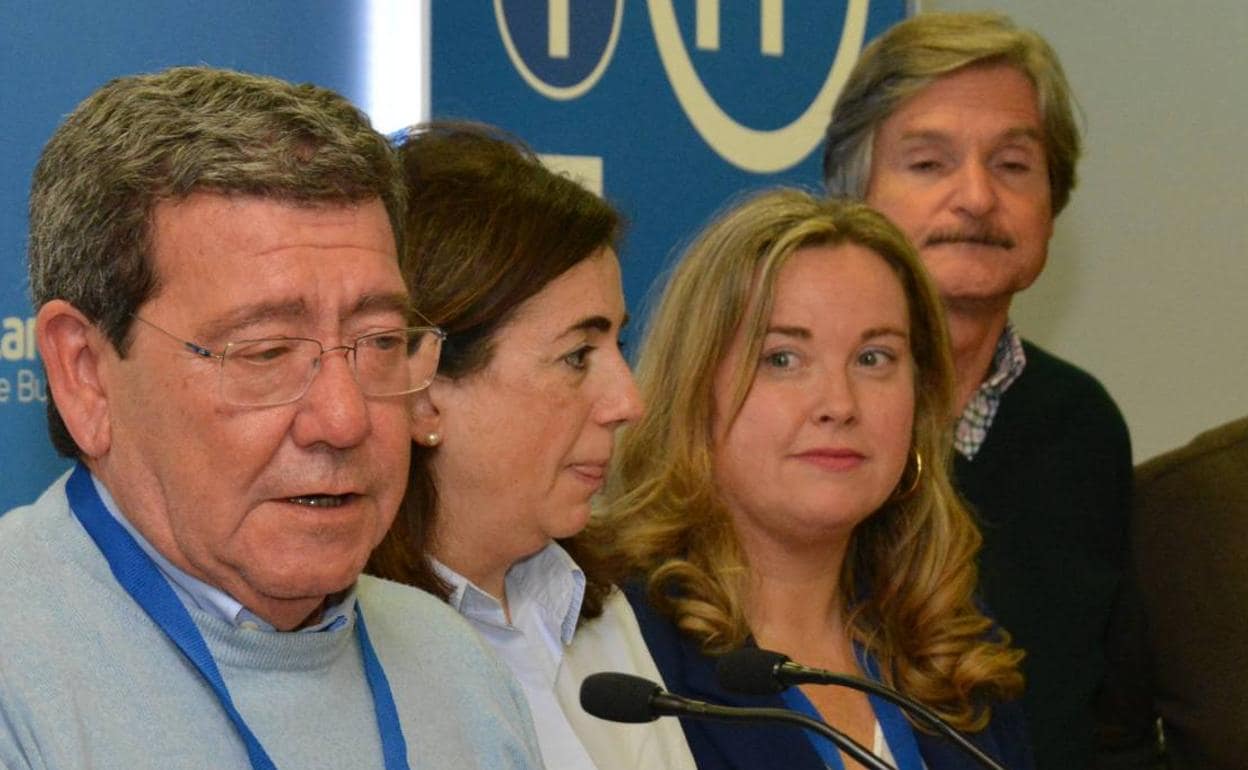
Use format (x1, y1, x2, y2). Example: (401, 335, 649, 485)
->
(920, 0, 1248, 461)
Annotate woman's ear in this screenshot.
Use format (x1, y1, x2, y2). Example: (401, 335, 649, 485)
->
(36, 300, 113, 458)
(410, 387, 442, 447)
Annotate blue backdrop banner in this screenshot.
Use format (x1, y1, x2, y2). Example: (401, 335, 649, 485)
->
(431, 0, 907, 322)
(2, 1, 909, 512)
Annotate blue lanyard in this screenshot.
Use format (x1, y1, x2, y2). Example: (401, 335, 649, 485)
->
(779, 649, 924, 770)
(66, 463, 409, 770)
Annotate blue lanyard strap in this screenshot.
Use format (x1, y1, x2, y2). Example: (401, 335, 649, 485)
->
(356, 607, 409, 769)
(779, 649, 924, 770)
(66, 463, 409, 770)
(861, 652, 924, 770)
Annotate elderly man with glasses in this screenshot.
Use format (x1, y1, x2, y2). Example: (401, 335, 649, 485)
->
(0, 66, 542, 769)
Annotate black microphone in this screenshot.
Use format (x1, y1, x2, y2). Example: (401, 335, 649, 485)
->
(579, 671, 896, 770)
(716, 648, 1007, 770)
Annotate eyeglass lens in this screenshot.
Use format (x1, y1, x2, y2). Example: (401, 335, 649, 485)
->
(220, 329, 442, 407)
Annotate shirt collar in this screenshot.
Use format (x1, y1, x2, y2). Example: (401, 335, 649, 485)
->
(980, 322, 1027, 396)
(433, 542, 585, 646)
(91, 474, 353, 633)
(953, 322, 1028, 460)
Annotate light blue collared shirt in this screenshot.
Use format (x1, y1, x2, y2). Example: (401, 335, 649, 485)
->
(91, 474, 352, 632)
(434, 542, 597, 770)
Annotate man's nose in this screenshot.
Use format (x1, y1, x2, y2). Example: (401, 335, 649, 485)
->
(951, 160, 999, 218)
(290, 349, 371, 449)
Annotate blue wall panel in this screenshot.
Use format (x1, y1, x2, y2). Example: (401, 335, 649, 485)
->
(431, 1, 907, 328)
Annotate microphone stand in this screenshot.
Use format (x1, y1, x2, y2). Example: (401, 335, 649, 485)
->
(650, 691, 897, 770)
(777, 664, 1005, 770)
(580, 672, 896, 770)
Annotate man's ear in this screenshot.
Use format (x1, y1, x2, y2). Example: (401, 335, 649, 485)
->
(37, 300, 113, 458)
(410, 385, 442, 447)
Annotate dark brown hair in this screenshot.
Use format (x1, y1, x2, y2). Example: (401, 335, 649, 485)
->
(367, 122, 622, 616)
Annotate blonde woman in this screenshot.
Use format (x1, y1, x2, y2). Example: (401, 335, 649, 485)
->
(585, 189, 1031, 770)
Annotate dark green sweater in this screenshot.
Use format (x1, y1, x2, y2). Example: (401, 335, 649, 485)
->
(954, 340, 1132, 770)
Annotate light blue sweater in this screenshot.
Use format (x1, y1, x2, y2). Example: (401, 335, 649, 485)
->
(0, 473, 545, 769)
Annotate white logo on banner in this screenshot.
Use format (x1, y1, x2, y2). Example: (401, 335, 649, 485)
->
(0, 317, 37, 362)
(494, 0, 625, 100)
(649, 0, 869, 172)
(0, 316, 46, 404)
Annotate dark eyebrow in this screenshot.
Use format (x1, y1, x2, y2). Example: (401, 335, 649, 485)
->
(765, 325, 811, 340)
(558, 312, 629, 340)
(564, 316, 612, 336)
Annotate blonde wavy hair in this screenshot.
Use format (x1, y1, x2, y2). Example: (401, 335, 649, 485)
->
(584, 189, 1022, 731)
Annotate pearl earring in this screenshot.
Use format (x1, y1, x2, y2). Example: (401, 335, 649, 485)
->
(424, 432, 441, 447)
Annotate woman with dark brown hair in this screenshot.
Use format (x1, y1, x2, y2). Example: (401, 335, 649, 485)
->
(369, 122, 694, 770)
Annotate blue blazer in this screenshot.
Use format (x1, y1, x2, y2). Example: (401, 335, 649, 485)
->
(623, 583, 1035, 770)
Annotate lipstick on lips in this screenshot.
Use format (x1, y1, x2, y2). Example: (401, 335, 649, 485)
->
(568, 462, 608, 489)
(793, 448, 865, 471)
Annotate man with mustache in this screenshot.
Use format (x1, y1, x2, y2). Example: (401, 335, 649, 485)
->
(823, 12, 1131, 770)
(0, 66, 542, 768)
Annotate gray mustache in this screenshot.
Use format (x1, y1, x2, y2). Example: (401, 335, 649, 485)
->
(925, 230, 1015, 249)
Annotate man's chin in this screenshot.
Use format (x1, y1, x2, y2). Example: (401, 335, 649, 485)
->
(241, 555, 367, 604)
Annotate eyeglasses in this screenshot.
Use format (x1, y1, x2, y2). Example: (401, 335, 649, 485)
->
(132, 315, 446, 407)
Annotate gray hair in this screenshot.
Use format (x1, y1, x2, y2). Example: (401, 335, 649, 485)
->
(28, 65, 404, 457)
(822, 12, 1080, 215)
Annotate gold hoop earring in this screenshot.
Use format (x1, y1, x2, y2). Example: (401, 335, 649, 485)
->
(892, 449, 923, 501)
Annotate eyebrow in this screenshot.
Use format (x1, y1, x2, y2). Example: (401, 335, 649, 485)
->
(898, 127, 1043, 146)
(196, 300, 308, 342)
(861, 326, 910, 342)
(764, 325, 909, 342)
(557, 312, 630, 339)
(196, 291, 414, 343)
(766, 325, 811, 340)
(350, 292, 416, 323)
(999, 127, 1044, 144)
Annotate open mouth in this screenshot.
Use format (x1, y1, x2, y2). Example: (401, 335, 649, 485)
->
(285, 494, 354, 508)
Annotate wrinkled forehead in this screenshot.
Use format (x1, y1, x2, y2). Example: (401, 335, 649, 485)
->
(144, 193, 408, 338)
(897, 63, 1043, 132)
